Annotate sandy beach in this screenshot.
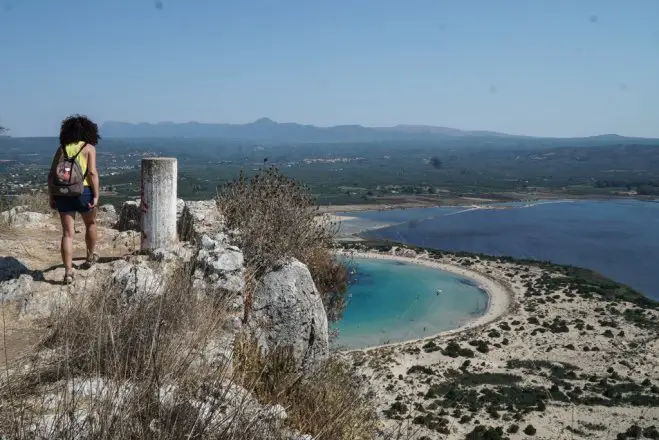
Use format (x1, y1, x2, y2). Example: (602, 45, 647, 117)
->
(336, 250, 514, 352)
(340, 246, 659, 439)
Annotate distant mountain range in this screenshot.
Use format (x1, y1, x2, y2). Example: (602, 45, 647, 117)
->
(100, 118, 656, 144)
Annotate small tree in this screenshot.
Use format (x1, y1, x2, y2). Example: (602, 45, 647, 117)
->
(217, 167, 349, 321)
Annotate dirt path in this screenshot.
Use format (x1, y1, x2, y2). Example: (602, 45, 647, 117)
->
(1, 217, 136, 368)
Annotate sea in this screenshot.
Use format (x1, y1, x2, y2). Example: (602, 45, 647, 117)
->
(342, 199, 659, 301)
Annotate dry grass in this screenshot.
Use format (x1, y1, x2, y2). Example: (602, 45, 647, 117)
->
(0, 263, 267, 439)
(15, 191, 53, 214)
(0, 260, 380, 439)
(217, 167, 350, 321)
(234, 336, 379, 440)
(1, 190, 54, 233)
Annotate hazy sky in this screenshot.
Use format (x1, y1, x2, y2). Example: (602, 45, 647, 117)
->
(1, 0, 658, 137)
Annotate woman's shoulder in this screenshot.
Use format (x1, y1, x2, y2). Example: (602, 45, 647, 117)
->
(83, 143, 97, 154)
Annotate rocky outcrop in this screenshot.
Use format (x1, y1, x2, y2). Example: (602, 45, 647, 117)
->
(390, 246, 417, 258)
(0, 273, 72, 319)
(111, 230, 141, 250)
(1, 257, 70, 319)
(96, 204, 118, 227)
(150, 242, 196, 264)
(1, 206, 52, 228)
(110, 261, 165, 302)
(117, 198, 188, 234)
(0, 273, 34, 301)
(178, 200, 224, 243)
(0, 197, 327, 439)
(24, 378, 289, 440)
(192, 233, 245, 312)
(248, 259, 329, 371)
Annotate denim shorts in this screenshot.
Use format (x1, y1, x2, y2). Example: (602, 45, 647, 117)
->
(55, 187, 94, 214)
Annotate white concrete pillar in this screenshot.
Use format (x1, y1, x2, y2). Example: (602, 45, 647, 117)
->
(140, 157, 178, 251)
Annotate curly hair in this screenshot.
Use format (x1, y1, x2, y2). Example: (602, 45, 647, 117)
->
(59, 114, 101, 147)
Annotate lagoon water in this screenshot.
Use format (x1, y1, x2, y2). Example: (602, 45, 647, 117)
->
(345, 199, 659, 300)
(334, 258, 488, 349)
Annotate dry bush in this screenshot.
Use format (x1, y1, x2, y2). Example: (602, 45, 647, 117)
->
(15, 190, 53, 214)
(234, 336, 379, 440)
(0, 190, 53, 233)
(217, 167, 350, 320)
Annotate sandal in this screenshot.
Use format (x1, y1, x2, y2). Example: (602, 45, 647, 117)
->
(63, 270, 75, 285)
(81, 253, 100, 270)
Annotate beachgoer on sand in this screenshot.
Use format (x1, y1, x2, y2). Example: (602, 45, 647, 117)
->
(48, 115, 101, 284)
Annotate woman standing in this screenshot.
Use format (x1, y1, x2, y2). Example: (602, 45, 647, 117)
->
(48, 115, 100, 284)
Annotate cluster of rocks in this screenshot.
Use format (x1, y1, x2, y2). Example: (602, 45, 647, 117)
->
(110, 198, 329, 369)
(26, 377, 311, 440)
(1, 205, 52, 228)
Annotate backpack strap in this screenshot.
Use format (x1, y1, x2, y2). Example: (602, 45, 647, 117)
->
(59, 145, 70, 160)
(59, 142, 87, 161)
(70, 142, 88, 161)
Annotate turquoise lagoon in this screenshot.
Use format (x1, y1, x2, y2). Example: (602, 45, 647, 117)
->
(333, 258, 489, 349)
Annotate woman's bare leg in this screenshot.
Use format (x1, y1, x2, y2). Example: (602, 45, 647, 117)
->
(59, 212, 75, 274)
(81, 209, 97, 260)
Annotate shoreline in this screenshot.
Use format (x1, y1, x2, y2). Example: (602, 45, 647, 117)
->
(335, 250, 515, 353)
(318, 194, 658, 214)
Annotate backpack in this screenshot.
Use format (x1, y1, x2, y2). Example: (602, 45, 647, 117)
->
(48, 143, 88, 197)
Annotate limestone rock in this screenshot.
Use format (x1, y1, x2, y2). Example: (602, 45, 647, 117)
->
(28, 379, 135, 439)
(14, 278, 72, 320)
(151, 242, 196, 264)
(97, 204, 118, 227)
(391, 246, 417, 258)
(0, 273, 33, 301)
(158, 382, 287, 436)
(193, 234, 245, 296)
(117, 200, 140, 231)
(1, 207, 52, 227)
(111, 230, 141, 251)
(0, 205, 26, 223)
(178, 200, 224, 243)
(111, 261, 164, 301)
(249, 259, 329, 371)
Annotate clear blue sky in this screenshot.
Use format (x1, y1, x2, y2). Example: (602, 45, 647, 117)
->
(1, 0, 658, 137)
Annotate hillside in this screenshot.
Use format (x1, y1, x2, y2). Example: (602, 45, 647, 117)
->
(100, 119, 659, 144)
(100, 118, 525, 142)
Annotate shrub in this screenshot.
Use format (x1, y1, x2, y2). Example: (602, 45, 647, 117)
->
(234, 334, 377, 439)
(407, 365, 434, 375)
(443, 341, 475, 358)
(217, 167, 349, 321)
(465, 425, 509, 440)
(524, 424, 537, 435)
